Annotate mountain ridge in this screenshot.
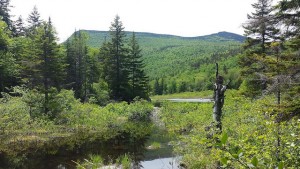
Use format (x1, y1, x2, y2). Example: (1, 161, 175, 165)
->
(80, 30, 244, 38)
(72, 30, 245, 47)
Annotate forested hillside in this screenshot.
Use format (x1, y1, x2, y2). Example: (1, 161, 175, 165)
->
(69, 30, 244, 94)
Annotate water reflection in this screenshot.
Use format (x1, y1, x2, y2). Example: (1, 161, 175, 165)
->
(141, 157, 181, 169)
(0, 124, 177, 169)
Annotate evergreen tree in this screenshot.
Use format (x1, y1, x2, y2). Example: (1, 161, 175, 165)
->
(0, 20, 18, 95)
(33, 18, 66, 114)
(66, 30, 85, 100)
(277, 0, 300, 42)
(128, 32, 149, 100)
(17, 7, 44, 89)
(153, 78, 165, 95)
(86, 48, 102, 98)
(66, 30, 100, 102)
(240, 0, 279, 97)
(154, 78, 160, 95)
(13, 16, 26, 37)
(27, 6, 42, 35)
(103, 15, 130, 101)
(272, 0, 300, 116)
(0, 0, 13, 31)
(243, 0, 279, 53)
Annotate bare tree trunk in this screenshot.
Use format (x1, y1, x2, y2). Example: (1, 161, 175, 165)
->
(213, 63, 227, 133)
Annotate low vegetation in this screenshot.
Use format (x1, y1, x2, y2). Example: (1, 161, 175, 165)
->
(0, 87, 153, 168)
(160, 90, 300, 168)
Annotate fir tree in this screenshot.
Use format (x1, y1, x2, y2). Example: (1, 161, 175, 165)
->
(27, 6, 42, 35)
(13, 16, 26, 37)
(66, 30, 101, 102)
(277, 0, 300, 42)
(65, 30, 88, 101)
(103, 15, 130, 101)
(154, 78, 160, 95)
(0, 0, 13, 31)
(33, 18, 66, 114)
(0, 20, 18, 94)
(240, 0, 279, 97)
(243, 0, 279, 53)
(128, 32, 149, 100)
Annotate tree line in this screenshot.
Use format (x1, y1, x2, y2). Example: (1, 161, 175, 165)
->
(0, 0, 149, 114)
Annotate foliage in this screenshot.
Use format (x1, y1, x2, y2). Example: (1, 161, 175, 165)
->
(65, 30, 102, 102)
(90, 80, 110, 106)
(117, 154, 132, 169)
(75, 154, 133, 169)
(0, 87, 153, 167)
(0, 20, 19, 95)
(149, 141, 161, 149)
(160, 90, 300, 168)
(0, 0, 14, 31)
(75, 155, 104, 169)
(240, 0, 300, 102)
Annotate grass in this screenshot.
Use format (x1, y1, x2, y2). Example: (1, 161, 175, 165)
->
(148, 142, 161, 149)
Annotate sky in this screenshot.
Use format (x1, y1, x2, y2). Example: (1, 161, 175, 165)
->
(10, 0, 260, 42)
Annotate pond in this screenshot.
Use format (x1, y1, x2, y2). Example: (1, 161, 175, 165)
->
(167, 98, 212, 103)
(0, 122, 181, 169)
(25, 136, 178, 169)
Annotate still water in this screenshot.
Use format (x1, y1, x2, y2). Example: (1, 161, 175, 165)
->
(141, 157, 181, 169)
(1, 108, 182, 169)
(28, 138, 180, 169)
(3, 125, 180, 169)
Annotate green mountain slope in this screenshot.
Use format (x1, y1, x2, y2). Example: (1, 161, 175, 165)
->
(73, 30, 244, 79)
(67, 30, 244, 93)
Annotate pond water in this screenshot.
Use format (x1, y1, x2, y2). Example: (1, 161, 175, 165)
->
(0, 126, 180, 169)
(167, 98, 212, 103)
(0, 108, 182, 169)
(141, 157, 181, 169)
(23, 135, 179, 169)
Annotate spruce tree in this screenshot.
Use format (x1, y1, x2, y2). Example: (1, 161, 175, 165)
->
(66, 30, 101, 102)
(33, 18, 66, 114)
(243, 0, 279, 53)
(0, 20, 18, 94)
(128, 32, 149, 100)
(273, 0, 300, 116)
(0, 0, 13, 31)
(240, 0, 279, 97)
(18, 6, 44, 89)
(277, 0, 300, 41)
(154, 78, 160, 95)
(104, 15, 129, 101)
(27, 6, 42, 35)
(13, 16, 26, 37)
